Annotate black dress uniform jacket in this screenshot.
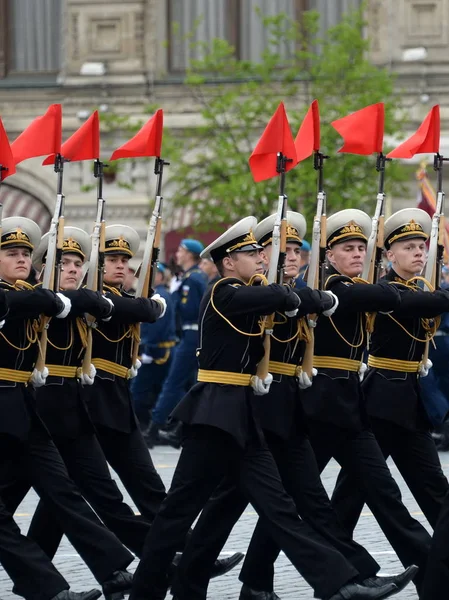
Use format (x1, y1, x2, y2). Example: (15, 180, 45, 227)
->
(35, 289, 112, 439)
(87, 285, 163, 433)
(173, 278, 300, 448)
(364, 269, 449, 430)
(301, 267, 401, 430)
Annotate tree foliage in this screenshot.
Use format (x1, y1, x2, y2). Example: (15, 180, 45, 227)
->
(165, 6, 408, 230)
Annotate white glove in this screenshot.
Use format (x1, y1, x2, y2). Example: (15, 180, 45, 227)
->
(30, 366, 49, 388)
(170, 278, 182, 293)
(141, 353, 153, 365)
(128, 358, 142, 379)
(80, 364, 97, 386)
(297, 367, 317, 389)
(251, 373, 273, 395)
(55, 293, 71, 319)
(102, 296, 114, 322)
(419, 358, 433, 378)
(285, 308, 299, 318)
(0, 320, 5, 329)
(358, 362, 367, 382)
(322, 290, 339, 317)
(152, 293, 167, 319)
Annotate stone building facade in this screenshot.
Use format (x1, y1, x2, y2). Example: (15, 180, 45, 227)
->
(0, 0, 447, 261)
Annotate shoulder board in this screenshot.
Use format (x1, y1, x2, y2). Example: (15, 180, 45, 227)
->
(324, 273, 353, 290)
(103, 284, 122, 296)
(212, 276, 242, 291)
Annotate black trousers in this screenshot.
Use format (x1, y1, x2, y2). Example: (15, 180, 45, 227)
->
(27, 431, 152, 558)
(0, 495, 69, 600)
(173, 431, 379, 600)
(308, 420, 431, 588)
(0, 420, 133, 584)
(420, 490, 449, 599)
(94, 424, 167, 522)
(331, 417, 449, 532)
(130, 425, 359, 600)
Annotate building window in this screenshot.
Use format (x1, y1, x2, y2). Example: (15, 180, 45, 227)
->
(1, 0, 61, 78)
(166, 0, 362, 73)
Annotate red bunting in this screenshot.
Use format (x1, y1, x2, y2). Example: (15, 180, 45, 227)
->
(249, 102, 297, 182)
(11, 104, 62, 165)
(387, 105, 440, 159)
(0, 119, 16, 181)
(331, 103, 384, 155)
(43, 111, 100, 165)
(294, 100, 320, 162)
(110, 109, 163, 160)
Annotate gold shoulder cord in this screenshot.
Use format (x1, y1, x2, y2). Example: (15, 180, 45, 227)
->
(322, 276, 366, 349)
(210, 276, 267, 337)
(96, 285, 140, 345)
(386, 276, 440, 344)
(0, 281, 39, 350)
(48, 323, 74, 351)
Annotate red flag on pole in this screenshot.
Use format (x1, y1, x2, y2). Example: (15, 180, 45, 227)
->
(387, 105, 440, 159)
(294, 100, 320, 162)
(249, 102, 297, 182)
(0, 118, 16, 181)
(11, 104, 62, 165)
(43, 111, 100, 165)
(110, 109, 163, 160)
(331, 103, 384, 155)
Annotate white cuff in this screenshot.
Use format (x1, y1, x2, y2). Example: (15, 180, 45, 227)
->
(55, 293, 71, 319)
(152, 293, 167, 319)
(322, 290, 339, 317)
(102, 296, 114, 322)
(285, 308, 298, 318)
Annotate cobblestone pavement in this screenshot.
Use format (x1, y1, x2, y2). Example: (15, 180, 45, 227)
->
(2, 446, 444, 599)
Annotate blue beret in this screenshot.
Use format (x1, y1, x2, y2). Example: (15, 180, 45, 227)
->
(181, 238, 204, 254)
(301, 240, 311, 252)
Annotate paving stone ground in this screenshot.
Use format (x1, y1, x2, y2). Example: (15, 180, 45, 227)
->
(2, 446, 443, 599)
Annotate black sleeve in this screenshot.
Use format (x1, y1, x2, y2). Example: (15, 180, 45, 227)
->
(393, 288, 449, 318)
(0, 290, 8, 319)
(62, 289, 113, 319)
(293, 287, 336, 316)
(214, 282, 300, 317)
(327, 279, 401, 313)
(5, 288, 65, 319)
(105, 293, 162, 324)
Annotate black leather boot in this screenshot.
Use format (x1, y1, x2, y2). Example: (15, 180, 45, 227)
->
(50, 591, 102, 600)
(101, 570, 133, 600)
(363, 564, 418, 594)
(158, 422, 183, 449)
(239, 584, 281, 599)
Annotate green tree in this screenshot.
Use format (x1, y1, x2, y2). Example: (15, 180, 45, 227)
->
(166, 6, 408, 230)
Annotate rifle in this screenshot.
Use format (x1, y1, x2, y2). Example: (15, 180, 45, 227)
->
(82, 159, 106, 375)
(131, 156, 169, 366)
(35, 154, 65, 373)
(302, 151, 328, 377)
(256, 152, 291, 380)
(362, 152, 391, 283)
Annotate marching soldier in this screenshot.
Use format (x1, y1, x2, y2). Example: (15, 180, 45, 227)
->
(171, 213, 414, 600)
(130, 216, 398, 600)
(149, 238, 207, 448)
(83, 224, 240, 577)
(300, 209, 433, 592)
(131, 263, 177, 436)
(26, 226, 154, 559)
(332, 208, 449, 530)
(0, 217, 137, 600)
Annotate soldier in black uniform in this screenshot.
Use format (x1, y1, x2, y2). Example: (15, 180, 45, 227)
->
(170, 212, 415, 600)
(26, 226, 154, 559)
(332, 208, 449, 532)
(0, 217, 138, 600)
(300, 209, 433, 592)
(81, 224, 240, 577)
(130, 216, 398, 600)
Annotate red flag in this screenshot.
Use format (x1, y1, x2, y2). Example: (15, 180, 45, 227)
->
(331, 103, 384, 155)
(11, 104, 62, 165)
(294, 100, 320, 162)
(0, 119, 16, 181)
(110, 109, 163, 160)
(43, 111, 100, 165)
(249, 102, 297, 182)
(387, 105, 440, 159)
